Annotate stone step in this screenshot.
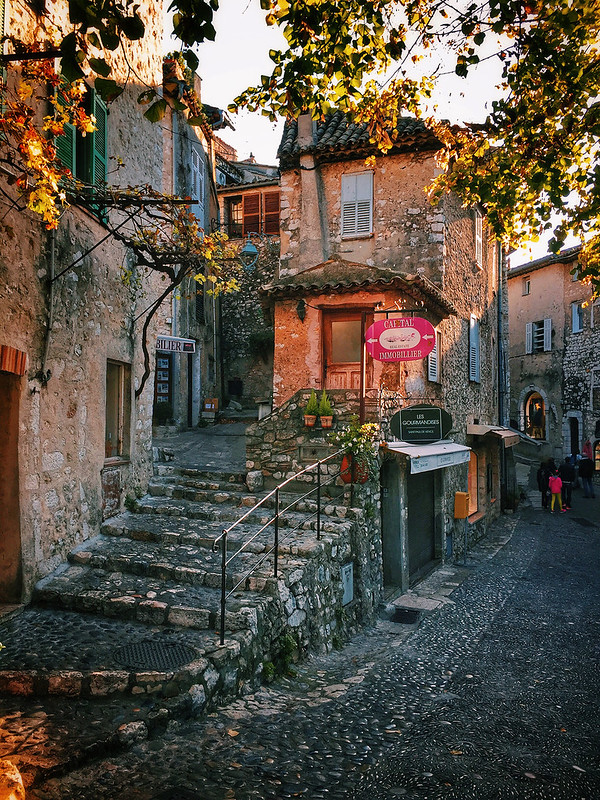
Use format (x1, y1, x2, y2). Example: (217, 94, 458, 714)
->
(33, 564, 272, 633)
(150, 474, 249, 495)
(154, 464, 247, 487)
(68, 534, 288, 591)
(147, 478, 358, 521)
(131, 494, 355, 536)
(101, 512, 334, 557)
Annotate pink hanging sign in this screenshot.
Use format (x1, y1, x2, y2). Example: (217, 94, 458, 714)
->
(365, 317, 436, 362)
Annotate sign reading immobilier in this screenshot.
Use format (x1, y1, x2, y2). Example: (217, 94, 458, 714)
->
(365, 317, 436, 362)
(156, 335, 196, 353)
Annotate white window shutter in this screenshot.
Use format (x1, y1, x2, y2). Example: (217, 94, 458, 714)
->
(469, 316, 480, 382)
(428, 330, 439, 382)
(474, 209, 483, 267)
(543, 317, 552, 350)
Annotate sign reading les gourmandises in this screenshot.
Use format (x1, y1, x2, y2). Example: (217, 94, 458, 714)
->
(365, 317, 435, 362)
(390, 404, 453, 443)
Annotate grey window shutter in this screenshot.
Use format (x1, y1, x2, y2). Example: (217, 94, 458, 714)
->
(543, 317, 552, 351)
(428, 330, 439, 382)
(469, 316, 480, 382)
(525, 322, 533, 354)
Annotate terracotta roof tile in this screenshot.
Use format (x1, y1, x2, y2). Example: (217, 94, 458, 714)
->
(261, 259, 456, 318)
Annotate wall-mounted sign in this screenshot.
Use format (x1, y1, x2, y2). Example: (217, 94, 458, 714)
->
(156, 335, 196, 354)
(365, 317, 436, 362)
(390, 404, 453, 443)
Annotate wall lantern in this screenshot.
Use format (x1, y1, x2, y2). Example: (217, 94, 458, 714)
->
(296, 298, 306, 322)
(239, 235, 259, 272)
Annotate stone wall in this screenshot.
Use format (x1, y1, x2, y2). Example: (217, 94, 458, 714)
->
(0, 0, 165, 600)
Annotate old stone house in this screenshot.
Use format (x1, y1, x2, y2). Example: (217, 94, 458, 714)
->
(0, 0, 166, 603)
(216, 152, 280, 413)
(508, 246, 600, 466)
(247, 112, 516, 592)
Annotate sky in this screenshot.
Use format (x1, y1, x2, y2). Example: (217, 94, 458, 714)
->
(163, 1, 559, 264)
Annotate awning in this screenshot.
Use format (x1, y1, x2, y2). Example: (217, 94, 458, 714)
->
(385, 441, 471, 474)
(466, 423, 520, 448)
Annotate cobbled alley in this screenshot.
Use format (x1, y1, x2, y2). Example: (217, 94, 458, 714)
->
(13, 503, 600, 799)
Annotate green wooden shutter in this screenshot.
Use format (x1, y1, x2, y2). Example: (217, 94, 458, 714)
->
(92, 91, 107, 188)
(0, 0, 5, 36)
(54, 81, 77, 174)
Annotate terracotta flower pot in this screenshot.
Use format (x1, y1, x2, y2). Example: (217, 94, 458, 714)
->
(304, 414, 317, 427)
(320, 415, 333, 429)
(340, 453, 368, 484)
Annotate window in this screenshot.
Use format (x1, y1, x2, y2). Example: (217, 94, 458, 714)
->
(595, 441, 600, 473)
(341, 171, 373, 237)
(525, 318, 551, 353)
(474, 208, 483, 268)
(591, 299, 600, 328)
(468, 452, 479, 515)
(427, 329, 441, 383)
(571, 302, 584, 333)
(591, 368, 600, 411)
(190, 148, 205, 223)
(522, 276, 531, 296)
(225, 191, 280, 238)
(105, 360, 131, 460)
(55, 83, 108, 218)
(469, 315, 480, 383)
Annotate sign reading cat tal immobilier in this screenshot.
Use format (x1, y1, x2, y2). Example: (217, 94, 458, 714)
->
(156, 335, 196, 353)
(365, 317, 435, 361)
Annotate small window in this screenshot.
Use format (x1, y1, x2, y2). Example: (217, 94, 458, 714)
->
(526, 318, 551, 353)
(595, 441, 600, 472)
(427, 329, 441, 383)
(571, 302, 584, 333)
(522, 276, 531, 296)
(341, 171, 373, 238)
(225, 196, 243, 238)
(469, 315, 480, 383)
(105, 360, 131, 460)
(474, 208, 483, 268)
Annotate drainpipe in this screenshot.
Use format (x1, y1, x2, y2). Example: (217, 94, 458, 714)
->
(497, 243, 508, 507)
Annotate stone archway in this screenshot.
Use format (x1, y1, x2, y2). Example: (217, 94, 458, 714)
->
(518, 385, 550, 440)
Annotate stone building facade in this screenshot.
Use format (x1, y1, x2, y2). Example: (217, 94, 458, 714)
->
(217, 155, 280, 412)
(508, 246, 600, 465)
(0, 0, 165, 602)
(247, 112, 516, 593)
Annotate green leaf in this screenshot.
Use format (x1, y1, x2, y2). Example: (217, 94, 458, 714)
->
(100, 28, 120, 51)
(120, 13, 145, 40)
(187, 115, 205, 126)
(95, 78, 124, 103)
(89, 57, 112, 78)
(183, 49, 199, 73)
(137, 89, 156, 106)
(144, 98, 168, 123)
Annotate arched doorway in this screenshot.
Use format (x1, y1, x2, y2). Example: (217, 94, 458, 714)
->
(569, 417, 580, 457)
(525, 392, 545, 439)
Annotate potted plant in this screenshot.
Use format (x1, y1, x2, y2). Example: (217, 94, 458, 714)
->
(304, 389, 319, 427)
(318, 390, 334, 428)
(331, 416, 380, 483)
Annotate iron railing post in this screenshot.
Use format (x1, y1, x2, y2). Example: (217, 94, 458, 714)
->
(274, 487, 280, 578)
(317, 461, 322, 540)
(220, 529, 227, 645)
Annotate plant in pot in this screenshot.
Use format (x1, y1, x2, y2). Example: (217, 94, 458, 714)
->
(304, 389, 319, 427)
(331, 415, 380, 484)
(318, 390, 334, 428)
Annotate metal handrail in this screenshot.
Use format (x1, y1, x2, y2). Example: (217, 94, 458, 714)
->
(215, 448, 346, 644)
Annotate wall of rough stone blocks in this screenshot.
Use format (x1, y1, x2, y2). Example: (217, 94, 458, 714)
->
(0, 0, 165, 599)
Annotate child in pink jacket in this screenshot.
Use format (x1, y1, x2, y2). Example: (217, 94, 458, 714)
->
(548, 472, 565, 512)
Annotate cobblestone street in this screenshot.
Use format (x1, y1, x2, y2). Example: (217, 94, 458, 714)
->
(27, 502, 600, 800)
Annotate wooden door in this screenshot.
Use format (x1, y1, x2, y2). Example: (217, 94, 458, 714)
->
(323, 311, 367, 390)
(0, 372, 22, 602)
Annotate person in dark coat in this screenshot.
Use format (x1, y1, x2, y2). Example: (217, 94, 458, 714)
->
(558, 457, 576, 509)
(579, 456, 596, 498)
(537, 460, 551, 509)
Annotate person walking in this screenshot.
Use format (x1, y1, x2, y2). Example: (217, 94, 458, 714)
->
(558, 457, 575, 509)
(582, 439, 593, 459)
(579, 455, 596, 498)
(537, 460, 551, 509)
(548, 470, 565, 512)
